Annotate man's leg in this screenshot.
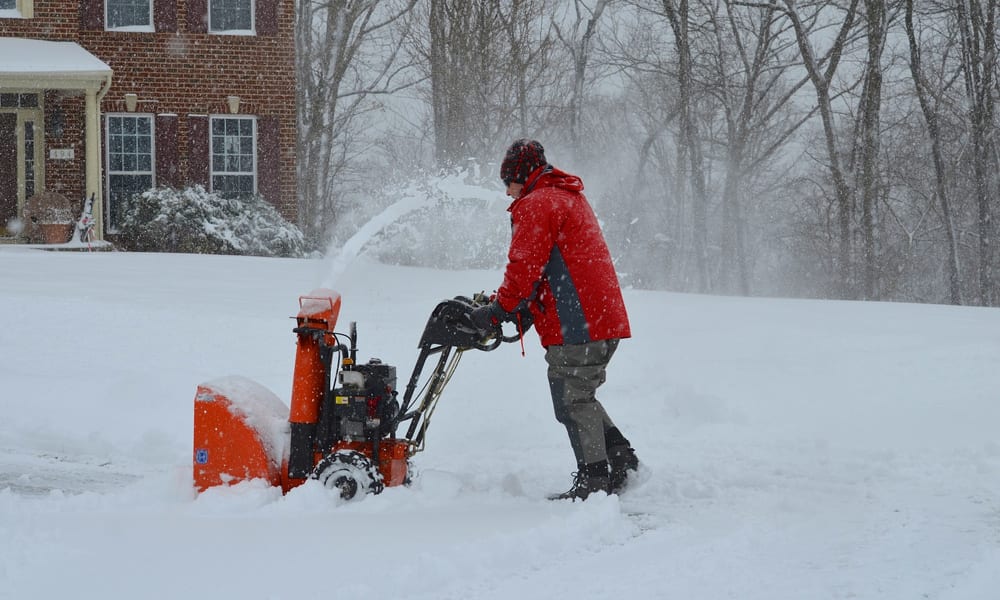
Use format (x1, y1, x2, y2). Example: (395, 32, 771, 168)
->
(605, 426, 639, 493)
(546, 338, 620, 467)
(546, 339, 622, 499)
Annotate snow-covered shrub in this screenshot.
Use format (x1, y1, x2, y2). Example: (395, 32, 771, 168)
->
(118, 186, 307, 257)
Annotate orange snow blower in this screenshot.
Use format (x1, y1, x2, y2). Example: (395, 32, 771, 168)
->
(193, 289, 516, 500)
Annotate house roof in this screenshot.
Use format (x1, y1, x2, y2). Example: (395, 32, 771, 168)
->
(0, 38, 112, 90)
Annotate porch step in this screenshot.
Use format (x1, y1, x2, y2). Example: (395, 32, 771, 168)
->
(0, 238, 114, 251)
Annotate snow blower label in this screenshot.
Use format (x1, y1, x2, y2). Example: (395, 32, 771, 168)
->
(195, 449, 209, 464)
(335, 396, 349, 404)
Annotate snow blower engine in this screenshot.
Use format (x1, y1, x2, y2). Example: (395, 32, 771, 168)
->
(192, 290, 518, 500)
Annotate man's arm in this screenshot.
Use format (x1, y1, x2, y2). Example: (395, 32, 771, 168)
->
(496, 197, 556, 311)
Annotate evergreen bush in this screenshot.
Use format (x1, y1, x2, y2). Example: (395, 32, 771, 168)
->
(118, 186, 307, 257)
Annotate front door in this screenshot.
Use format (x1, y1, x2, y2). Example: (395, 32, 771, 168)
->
(0, 113, 15, 232)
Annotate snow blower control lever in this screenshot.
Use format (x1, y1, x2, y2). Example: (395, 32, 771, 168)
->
(193, 290, 518, 501)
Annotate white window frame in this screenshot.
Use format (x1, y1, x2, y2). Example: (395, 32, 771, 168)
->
(0, 0, 34, 18)
(209, 115, 257, 198)
(208, 0, 255, 35)
(105, 0, 153, 31)
(105, 113, 156, 233)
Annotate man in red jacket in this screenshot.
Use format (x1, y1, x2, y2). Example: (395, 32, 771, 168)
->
(471, 139, 640, 500)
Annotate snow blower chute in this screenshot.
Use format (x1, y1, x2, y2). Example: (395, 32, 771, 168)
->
(193, 290, 516, 500)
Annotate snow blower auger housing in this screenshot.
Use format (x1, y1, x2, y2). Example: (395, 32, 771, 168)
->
(193, 290, 515, 500)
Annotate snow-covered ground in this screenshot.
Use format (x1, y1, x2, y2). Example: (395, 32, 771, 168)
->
(1, 247, 999, 600)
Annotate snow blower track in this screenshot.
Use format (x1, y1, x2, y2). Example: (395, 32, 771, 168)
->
(0, 449, 140, 496)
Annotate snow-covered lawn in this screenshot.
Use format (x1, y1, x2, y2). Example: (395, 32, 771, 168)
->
(1, 248, 998, 599)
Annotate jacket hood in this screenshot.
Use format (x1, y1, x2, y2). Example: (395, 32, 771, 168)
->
(507, 166, 585, 212)
(526, 165, 583, 194)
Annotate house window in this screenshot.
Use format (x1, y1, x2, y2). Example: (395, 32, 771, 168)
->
(0, 93, 38, 108)
(106, 115, 154, 232)
(211, 116, 256, 199)
(106, 0, 152, 30)
(1, 0, 33, 17)
(210, 0, 253, 33)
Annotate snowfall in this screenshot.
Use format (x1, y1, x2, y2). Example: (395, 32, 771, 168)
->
(2, 190, 1000, 600)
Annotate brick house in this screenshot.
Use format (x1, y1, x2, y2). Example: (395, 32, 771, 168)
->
(0, 0, 296, 243)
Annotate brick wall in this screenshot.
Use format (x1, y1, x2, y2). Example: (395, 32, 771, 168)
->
(43, 92, 86, 205)
(0, 0, 298, 223)
(0, 1, 77, 38)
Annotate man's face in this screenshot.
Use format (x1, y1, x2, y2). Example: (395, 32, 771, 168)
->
(506, 181, 524, 198)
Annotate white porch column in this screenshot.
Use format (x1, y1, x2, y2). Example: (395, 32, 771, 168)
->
(84, 85, 104, 240)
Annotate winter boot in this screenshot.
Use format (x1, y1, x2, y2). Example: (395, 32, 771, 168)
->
(608, 445, 639, 494)
(547, 461, 610, 501)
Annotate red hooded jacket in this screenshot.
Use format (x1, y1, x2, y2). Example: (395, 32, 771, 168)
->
(496, 165, 631, 347)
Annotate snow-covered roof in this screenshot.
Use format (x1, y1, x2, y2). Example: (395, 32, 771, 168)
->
(0, 38, 111, 88)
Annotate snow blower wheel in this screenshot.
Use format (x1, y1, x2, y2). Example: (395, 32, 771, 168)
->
(311, 450, 384, 500)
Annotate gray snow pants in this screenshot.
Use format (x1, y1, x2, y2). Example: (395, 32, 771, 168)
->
(545, 338, 621, 467)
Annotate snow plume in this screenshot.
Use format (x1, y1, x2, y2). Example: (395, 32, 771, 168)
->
(322, 170, 509, 286)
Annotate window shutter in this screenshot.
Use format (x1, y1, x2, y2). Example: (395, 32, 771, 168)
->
(257, 116, 281, 206)
(186, 0, 208, 33)
(0, 114, 16, 221)
(155, 114, 179, 188)
(256, 0, 278, 36)
(80, 0, 104, 30)
(154, 0, 177, 32)
(187, 115, 210, 188)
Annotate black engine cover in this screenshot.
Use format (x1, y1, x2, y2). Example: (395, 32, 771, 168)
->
(323, 360, 398, 443)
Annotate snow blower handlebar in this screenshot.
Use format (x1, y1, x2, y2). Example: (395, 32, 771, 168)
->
(395, 296, 518, 451)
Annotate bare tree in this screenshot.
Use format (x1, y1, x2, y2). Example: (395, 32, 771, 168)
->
(296, 0, 418, 243)
(782, 0, 861, 298)
(657, 0, 711, 291)
(904, 0, 963, 304)
(605, 1, 817, 293)
(427, 0, 556, 170)
(291, 0, 997, 305)
(552, 0, 611, 159)
(428, 0, 479, 167)
(954, 0, 997, 305)
(498, 0, 561, 140)
(852, 0, 889, 299)
(707, 1, 816, 294)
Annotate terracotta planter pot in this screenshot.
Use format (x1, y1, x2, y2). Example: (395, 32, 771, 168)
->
(38, 223, 74, 244)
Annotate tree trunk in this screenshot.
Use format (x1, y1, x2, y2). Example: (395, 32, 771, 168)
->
(857, 0, 886, 300)
(663, 0, 710, 292)
(955, 0, 997, 305)
(904, 0, 962, 304)
(559, 0, 609, 158)
(784, 0, 860, 299)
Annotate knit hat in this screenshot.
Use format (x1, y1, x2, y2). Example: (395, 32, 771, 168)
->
(500, 139, 547, 185)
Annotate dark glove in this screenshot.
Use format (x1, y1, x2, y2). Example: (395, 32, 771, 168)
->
(513, 305, 534, 332)
(470, 301, 507, 332)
